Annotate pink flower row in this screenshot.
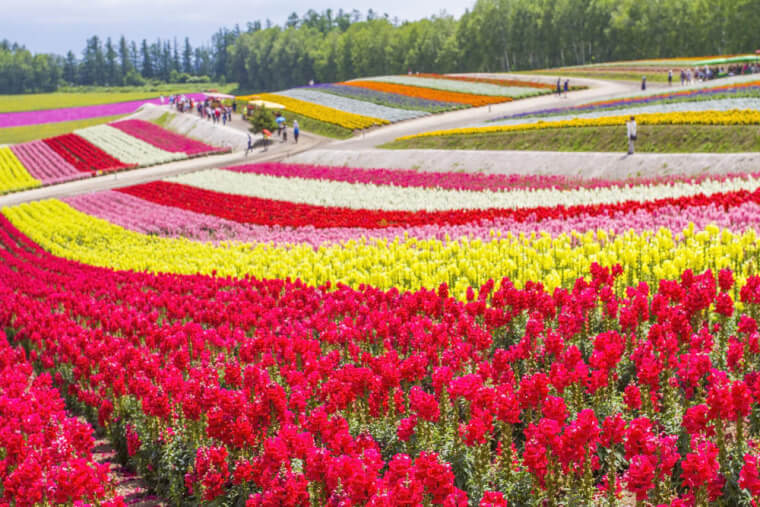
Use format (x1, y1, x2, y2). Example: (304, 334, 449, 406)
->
(226, 162, 758, 192)
(65, 189, 760, 247)
(0, 329, 122, 506)
(111, 119, 224, 156)
(11, 140, 86, 184)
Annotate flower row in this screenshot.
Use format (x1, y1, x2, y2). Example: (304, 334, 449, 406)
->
(43, 132, 133, 172)
(344, 80, 511, 107)
(254, 93, 388, 129)
(3, 212, 760, 504)
(0, 146, 41, 194)
(277, 88, 428, 122)
(4, 197, 758, 299)
(358, 75, 545, 98)
(75, 124, 185, 167)
(309, 83, 459, 112)
(111, 119, 225, 155)
(0, 327, 122, 506)
(64, 188, 760, 248)
(165, 166, 760, 212)
(399, 109, 760, 140)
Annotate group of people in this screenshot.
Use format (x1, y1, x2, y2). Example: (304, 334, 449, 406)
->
(668, 63, 760, 86)
(274, 112, 300, 144)
(556, 78, 570, 97)
(199, 102, 234, 125)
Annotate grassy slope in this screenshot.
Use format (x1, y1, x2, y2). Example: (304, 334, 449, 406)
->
(280, 111, 354, 139)
(0, 114, 126, 144)
(382, 125, 760, 153)
(0, 83, 236, 113)
(521, 70, 669, 82)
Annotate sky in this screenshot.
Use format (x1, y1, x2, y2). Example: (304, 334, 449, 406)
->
(3, 0, 471, 55)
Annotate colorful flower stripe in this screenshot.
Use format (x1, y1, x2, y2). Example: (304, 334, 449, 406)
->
(227, 162, 760, 193)
(254, 93, 388, 129)
(307, 83, 458, 112)
(4, 199, 759, 299)
(10, 140, 85, 184)
(487, 97, 760, 127)
(43, 133, 132, 173)
(417, 73, 555, 89)
(5, 211, 760, 504)
(110, 119, 226, 155)
(276, 88, 427, 122)
(168, 168, 760, 212)
(399, 109, 760, 140)
(64, 190, 265, 243)
(70, 189, 760, 248)
(0, 147, 41, 194)
(75, 124, 184, 167)
(361, 75, 540, 97)
(118, 177, 760, 231)
(343, 80, 511, 106)
(501, 80, 760, 120)
(0, 93, 206, 128)
(0, 328, 121, 505)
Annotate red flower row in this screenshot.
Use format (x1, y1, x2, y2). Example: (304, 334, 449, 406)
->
(111, 119, 225, 156)
(119, 179, 760, 229)
(2, 213, 760, 504)
(0, 328, 122, 506)
(43, 133, 132, 173)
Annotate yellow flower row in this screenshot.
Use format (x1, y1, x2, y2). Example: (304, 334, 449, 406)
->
(4, 200, 758, 301)
(396, 109, 760, 140)
(0, 147, 41, 195)
(254, 93, 388, 130)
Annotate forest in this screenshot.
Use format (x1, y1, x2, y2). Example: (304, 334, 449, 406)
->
(1, 0, 758, 94)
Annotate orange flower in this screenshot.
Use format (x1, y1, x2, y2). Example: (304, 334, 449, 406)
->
(342, 80, 512, 107)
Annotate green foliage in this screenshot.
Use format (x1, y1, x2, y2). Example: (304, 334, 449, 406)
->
(280, 110, 354, 139)
(247, 107, 277, 134)
(383, 124, 760, 153)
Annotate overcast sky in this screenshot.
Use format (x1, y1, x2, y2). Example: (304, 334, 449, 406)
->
(3, 0, 470, 55)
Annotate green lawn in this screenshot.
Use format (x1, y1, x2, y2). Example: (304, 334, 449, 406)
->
(0, 114, 126, 144)
(0, 83, 236, 113)
(382, 124, 760, 152)
(521, 70, 669, 83)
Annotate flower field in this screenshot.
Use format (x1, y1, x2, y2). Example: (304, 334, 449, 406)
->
(5, 159, 760, 505)
(356, 75, 550, 98)
(344, 80, 513, 107)
(0, 119, 227, 196)
(255, 92, 389, 129)
(397, 109, 760, 141)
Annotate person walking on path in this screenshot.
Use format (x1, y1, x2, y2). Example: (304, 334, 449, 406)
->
(626, 116, 637, 155)
(293, 120, 300, 144)
(641, 76, 647, 90)
(282, 123, 288, 143)
(556, 77, 562, 97)
(246, 134, 253, 157)
(668, 69, 673, 86)
(563, 79, 569, 97)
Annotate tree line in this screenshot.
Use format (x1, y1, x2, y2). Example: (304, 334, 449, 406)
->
(2, 0, 759, 94)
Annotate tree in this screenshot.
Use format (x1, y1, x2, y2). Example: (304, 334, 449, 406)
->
(104, 37, 119, 85)
(62, 50, 77, 83)
(118, 36, 132, 82)
(248, 106, 277, 135)
(182, 37, 193, 73)
(140, 39, 152, 78)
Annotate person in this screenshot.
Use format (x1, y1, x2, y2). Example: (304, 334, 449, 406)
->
(222, 110, 227, 125)
(293, 120, 300, 144)
(232, 101, 237, 113)
(275, 113, 285, 136)
(563, 79, 569, 97)
(556, 77, 561, 97)
(626, 116, 637, 155)
(668, 69, 673, 86)
(246, 133, 253, 157)
(282, 123, 288, 142)
(641, 76, 646, 91)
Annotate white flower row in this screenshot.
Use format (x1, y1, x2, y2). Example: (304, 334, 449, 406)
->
(358, 75, 542, 98)
(277, 88, 428, 122)
(75, 125, 185, 167)
(168, 169, 760, 212)
(484, 97, 760, 127)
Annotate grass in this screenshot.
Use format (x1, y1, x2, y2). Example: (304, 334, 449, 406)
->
(382, 124, 760, 153)
(279, 111, 354, 139)
(0, 83, 236, 113)
(521, 69, 669, 82)
(0, 114, 126, 144)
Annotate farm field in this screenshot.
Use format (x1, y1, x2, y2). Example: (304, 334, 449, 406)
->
(6, 65, 760, 507)
(0, 114, 126, 144)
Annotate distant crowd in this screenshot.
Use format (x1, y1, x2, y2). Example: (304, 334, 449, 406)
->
(671, 63, 760, 85)
(161, 94, 237, 126)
